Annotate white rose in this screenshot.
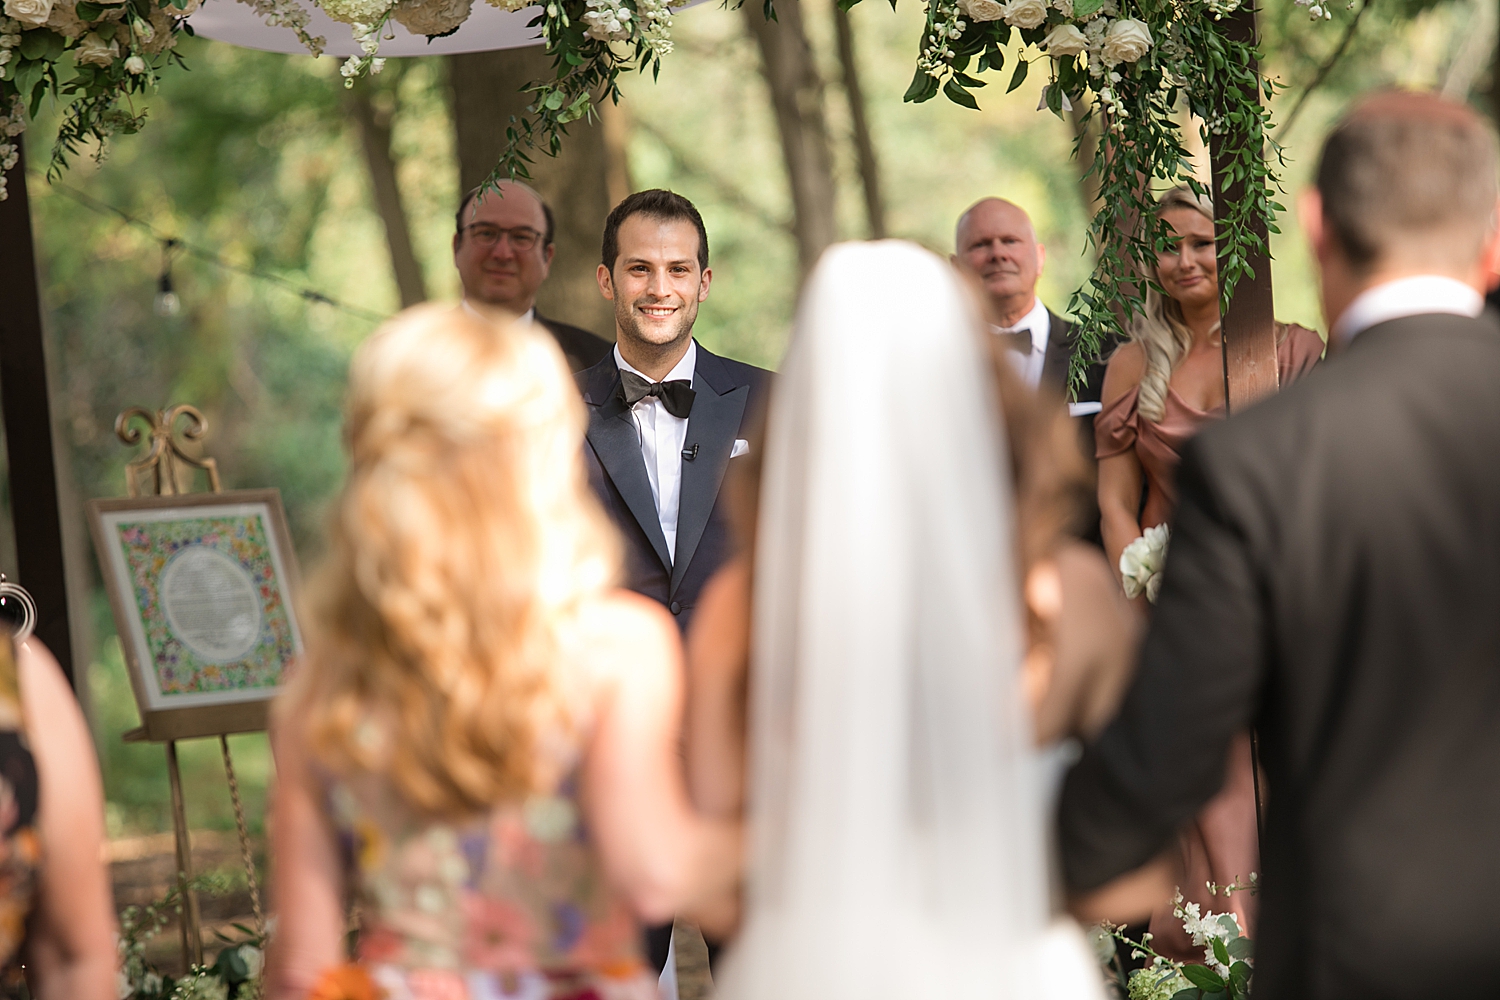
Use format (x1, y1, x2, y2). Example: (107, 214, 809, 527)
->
(1101, 16, 1151, 65)
(999, 0, 1047, 27)
(123, 53, 144, 72)
(959, 0, 1005, 20)
(392, 0, 471, 36)
(237, 944, 264, 980)
(1042, 22, 1086, 57)
(1051, 0, 1072, 15)
(4, 0, 53, 27)
(74, 30, 117, 65)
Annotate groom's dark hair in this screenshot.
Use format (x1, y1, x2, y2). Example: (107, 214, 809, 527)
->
(602, 189, 709, 272)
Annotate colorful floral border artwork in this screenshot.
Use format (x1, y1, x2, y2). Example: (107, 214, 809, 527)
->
(94, 497, 301, 713)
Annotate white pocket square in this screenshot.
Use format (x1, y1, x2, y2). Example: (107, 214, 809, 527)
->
(730, 439, 750, 459)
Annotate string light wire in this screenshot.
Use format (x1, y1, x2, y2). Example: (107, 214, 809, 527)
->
(49, 183, 389, 324)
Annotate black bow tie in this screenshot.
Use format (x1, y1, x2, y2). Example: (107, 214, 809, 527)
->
(997, 328, 1033, 355)
(618, 370, 696, 418)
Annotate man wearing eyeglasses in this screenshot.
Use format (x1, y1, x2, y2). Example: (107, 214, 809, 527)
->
(454, 181, 613, 372)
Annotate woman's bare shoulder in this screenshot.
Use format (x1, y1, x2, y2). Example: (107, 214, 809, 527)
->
(1101, 341, 1146, 405)
(574, 590, 679, 678)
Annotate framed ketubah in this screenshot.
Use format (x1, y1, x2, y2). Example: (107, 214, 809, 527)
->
(86, 489, 303, 741)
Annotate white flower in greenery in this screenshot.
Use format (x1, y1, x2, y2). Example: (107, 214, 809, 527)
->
(237, 944, 264, 980)
(1127, 966, 1193, 1000)
(3, 0, 51, 27)
(998, 0, 1046, 28)
(1042, 22, 1086, 56)
(116, 968, 133, 1000)
(1119, 523, 1169, 602)
(1050, 0, 1071, 15)
(124, 52, 145, 72)
(75, 30, 119, 65)
(581, 0, 630, 41)
(481, 0, 531, 10)
(1101, 16, 1151, 64)
(958, 0, 1005, 21)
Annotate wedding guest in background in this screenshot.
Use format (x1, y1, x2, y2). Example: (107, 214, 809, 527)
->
(952, 198, 1114, 543)
(1091, 184, 1322, 957)
(576, 188, 770, 980)
(266, 306, 739, 1000)
(0, 637, 116, 1000)
(455, 181, 613, 371)
(1061, 91, 1500, 999)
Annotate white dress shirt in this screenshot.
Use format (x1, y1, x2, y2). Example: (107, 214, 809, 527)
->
(1331, 275, 1483, 343)
(616, 339, 696, 563)
(992, 296, 1052, 389)
(461, 298, 536, 324)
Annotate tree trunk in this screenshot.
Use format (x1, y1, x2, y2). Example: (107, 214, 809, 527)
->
(832, 3, 884, 238)
(743, 0, 838, 279)
(348, 78, 428, 308)
(448, 48, 616, 338)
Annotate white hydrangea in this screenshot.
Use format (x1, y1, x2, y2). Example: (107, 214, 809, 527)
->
(392, 0, 471, 36)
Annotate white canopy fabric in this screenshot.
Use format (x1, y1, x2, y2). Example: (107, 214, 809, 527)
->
(188, 0, 539, 56)
(187, 0, 703, 57)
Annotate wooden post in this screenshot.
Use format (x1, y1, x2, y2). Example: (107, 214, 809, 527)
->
(165, 739, 204, 967)
(1210, 6, 1280, 414)
(0, 139, 76, 687)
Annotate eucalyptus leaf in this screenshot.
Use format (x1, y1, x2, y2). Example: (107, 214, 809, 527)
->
(1227, 937, 1253, 961)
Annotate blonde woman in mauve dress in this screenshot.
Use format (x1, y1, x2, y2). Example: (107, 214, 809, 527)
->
(1094, 187, 1323, 961)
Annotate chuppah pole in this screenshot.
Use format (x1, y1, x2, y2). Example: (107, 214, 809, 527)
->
(0, 138, 76, 688)
(1208, 4, 1275, 846)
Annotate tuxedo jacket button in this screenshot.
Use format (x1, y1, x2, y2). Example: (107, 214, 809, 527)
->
(670, 601, 682, 615)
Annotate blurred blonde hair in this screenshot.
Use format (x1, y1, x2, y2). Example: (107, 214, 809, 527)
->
(1130, 185, 1216, 424)
(282, 305, 620, 820)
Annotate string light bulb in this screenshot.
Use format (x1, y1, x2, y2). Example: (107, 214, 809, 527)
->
(155, 238, 181, 316)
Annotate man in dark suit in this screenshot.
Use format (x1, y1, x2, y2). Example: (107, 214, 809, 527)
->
(1058, 91, 1500, 999)
(454, 181, 612, 371)
(577, 189, 770, 637)
(953, 197, 1113, 540)
(577, 188, 770, 979)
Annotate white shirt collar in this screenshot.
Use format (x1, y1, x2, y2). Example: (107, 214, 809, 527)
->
(461, 298, 536, 325)
(990, 296, 1050, 353)
(614, 338, 697, 388)
(1331, 275, 1483, 344)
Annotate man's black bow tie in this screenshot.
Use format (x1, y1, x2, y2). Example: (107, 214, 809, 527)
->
(997, 328, 1033, 355)
(619, 370, 696, 418)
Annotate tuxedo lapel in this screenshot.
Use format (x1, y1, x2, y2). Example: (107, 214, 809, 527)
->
(1039, 309, 1074, 392)
(581, 361, 674, 572)
(670, 347, 749, 598)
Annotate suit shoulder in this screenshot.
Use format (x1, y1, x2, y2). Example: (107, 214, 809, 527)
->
(698, 344, 773, 388)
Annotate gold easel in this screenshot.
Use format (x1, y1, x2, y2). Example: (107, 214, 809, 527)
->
(114, 406, 266, 970)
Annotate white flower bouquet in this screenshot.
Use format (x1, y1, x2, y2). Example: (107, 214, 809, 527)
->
(1119, 523, 1169, 603)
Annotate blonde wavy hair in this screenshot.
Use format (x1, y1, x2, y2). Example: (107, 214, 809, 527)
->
(282, 305, 620, 820)
(1131, 185, 1216, 424)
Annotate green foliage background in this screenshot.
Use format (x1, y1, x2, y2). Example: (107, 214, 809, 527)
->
(8, 0, 1492, 839)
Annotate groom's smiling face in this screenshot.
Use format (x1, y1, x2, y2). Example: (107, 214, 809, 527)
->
(599, 214, 712, 354)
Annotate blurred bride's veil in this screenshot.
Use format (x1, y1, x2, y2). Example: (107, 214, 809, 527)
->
(716, 242, 1100, 999)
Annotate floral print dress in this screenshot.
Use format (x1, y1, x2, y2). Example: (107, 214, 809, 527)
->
(325, 767, 654, 1000)
(0, 639, 40, 998)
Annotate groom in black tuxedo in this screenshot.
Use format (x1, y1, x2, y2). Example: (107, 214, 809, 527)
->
(577, 190, 770, 636)
(1059, 92, 1500, 999)
(577, 189, 769, 975)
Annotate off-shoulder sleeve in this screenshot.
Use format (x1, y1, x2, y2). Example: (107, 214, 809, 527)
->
(1276, 322, 1325, 386)
(1094, 386, 1141, 460)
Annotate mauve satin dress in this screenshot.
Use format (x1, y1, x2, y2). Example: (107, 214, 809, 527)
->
(1093, 322, 1324, 960)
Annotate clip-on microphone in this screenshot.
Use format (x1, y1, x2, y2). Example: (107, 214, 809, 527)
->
(682, 443, 700, 461)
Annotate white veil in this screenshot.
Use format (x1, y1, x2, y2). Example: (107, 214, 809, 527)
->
(716, 242, 1101, 1000)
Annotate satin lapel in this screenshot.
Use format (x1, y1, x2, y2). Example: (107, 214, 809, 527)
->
(670, 360, 749, 597)
(585, 378, 674, 572)
(1039, 309, 1074, 394)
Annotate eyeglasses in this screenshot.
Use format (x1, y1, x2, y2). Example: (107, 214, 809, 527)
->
(463, 224, 544, 252)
